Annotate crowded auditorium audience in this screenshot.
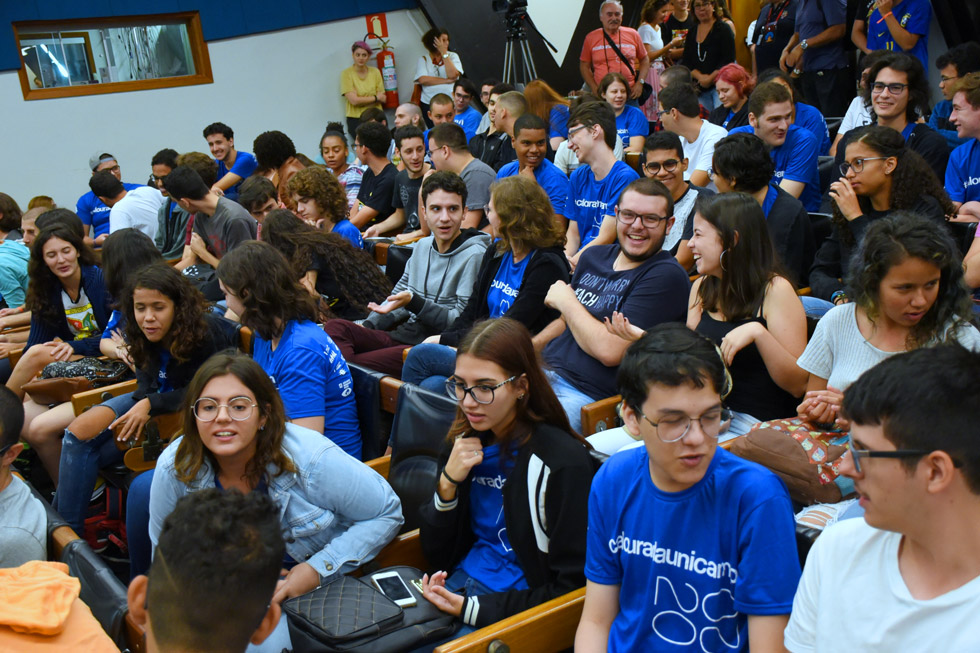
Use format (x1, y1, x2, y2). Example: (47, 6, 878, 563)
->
(3, 2, 980, 651)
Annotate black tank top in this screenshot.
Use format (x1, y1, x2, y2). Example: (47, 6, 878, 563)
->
(696, 311, 799, 421)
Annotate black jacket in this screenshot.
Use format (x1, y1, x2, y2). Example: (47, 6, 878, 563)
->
(419, 424, 597, 628)
(766, 186, 815, 287)
(439, 244, 570, 347)
(468, 132, 517, 172)
(708, 103, 750, 131)
(133, 313, 240, 414)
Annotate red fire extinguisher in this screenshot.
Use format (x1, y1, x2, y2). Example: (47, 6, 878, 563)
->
(368, 34, 399, 109)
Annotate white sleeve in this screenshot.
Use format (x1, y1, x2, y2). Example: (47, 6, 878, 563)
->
(839, 97, 866, 135)
(783, 532, 825, 652)
(414, 56, 428, 83)
(449, 52, 463, 75)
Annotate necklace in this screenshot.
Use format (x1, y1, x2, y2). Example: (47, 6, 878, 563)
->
(696, 21, 713, 62)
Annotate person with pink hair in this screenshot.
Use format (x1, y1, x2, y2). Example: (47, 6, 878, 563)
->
(708, 63, 755, 130)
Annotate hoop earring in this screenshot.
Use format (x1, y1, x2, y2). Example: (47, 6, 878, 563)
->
(719, 249, 729, 272)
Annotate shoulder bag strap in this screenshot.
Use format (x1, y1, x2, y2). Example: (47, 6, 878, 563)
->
(602, 31, 637, 79)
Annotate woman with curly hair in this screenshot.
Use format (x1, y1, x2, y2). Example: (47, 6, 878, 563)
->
(319, 122, 363, 214)
(708, 63, 754, 131)
(283, 165, 362, 248)
(403, 176, 570, 391)
(54, 263, 239, 535)
(217, 241, 362, 459)
(811, 125, 954, 302)
(524, 79, 571, 150)
(149, 352, 402, 649)
(262, 209, 390, 321)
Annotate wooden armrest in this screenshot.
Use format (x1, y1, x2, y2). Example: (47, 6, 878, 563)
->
(625, 151, 641, 174)
(362, 528, 427, 572)
(797, 286, 812, 296)
(70, 379, 139, 416)
(365, 454, 391, 479)
(380, 376, 403, 414)
(393, 234, 425, 246)
(50, 524, 80, 560)
(402, 346, 412, 362)
(374, 242, 390, 265)
(166, 257, 182, 267)
(1, 325, 30, 335)
(581, 395, 622, 436)
(8, 347, 23, 368)
(434, 587, 587, 653)
(125, 611, 147, 653)
(239, 326, 253, 355)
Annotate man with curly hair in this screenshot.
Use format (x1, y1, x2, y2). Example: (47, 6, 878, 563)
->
(253, 130, 306, 206)
(286, 166, 362, 248)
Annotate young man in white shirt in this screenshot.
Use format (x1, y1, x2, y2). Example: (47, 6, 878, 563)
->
(785, 344, 980, 652)
(88, 170, 164, 241)
(658, 83, 727, 189)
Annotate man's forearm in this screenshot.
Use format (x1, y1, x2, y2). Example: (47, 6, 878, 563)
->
(800, 24, 845, 50)
(561, 300, 628, 367)
(532, 318, 565, 352)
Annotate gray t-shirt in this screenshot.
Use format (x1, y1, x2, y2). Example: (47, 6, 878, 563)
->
(459, 158, 497, 211)
(192, 196, 258, 258)
(0, 475, 46, 568)
(797, 303, 980, 390)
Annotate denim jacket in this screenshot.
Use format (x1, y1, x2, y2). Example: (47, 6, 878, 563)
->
(149, 423, 403, 579)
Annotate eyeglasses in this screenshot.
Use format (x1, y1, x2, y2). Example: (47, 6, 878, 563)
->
(567, 125, 588, 138)
(0, 443, 13, 458)
(839, 157, 888, 175)
(641, 407, 732, 443)
(940, 75, 960, 84)
(617, 208, 668, 228)
(446, 375, 517, 405)
(193, 396, 258, 422)
(656, 108, 667, 118)
(644, 159, 680, 174)
(847, 433, 929, 474)
(871, 82, 908, 95)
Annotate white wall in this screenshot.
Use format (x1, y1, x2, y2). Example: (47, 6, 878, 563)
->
(0, 8, 431, 210)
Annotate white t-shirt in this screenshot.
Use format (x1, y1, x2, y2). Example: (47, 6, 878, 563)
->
(553, 137, 625, 175)
(109, 185, 164, 241)
(0, 475, 46, 568)
(785, 518, 980, 652)
(414, 52, 463, 104)
(839, 95, 873, 138)
(680, 120, 728, 181)
(637, 23, 663, 61)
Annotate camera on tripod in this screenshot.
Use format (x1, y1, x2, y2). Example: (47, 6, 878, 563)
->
(492, 0, 529, 12)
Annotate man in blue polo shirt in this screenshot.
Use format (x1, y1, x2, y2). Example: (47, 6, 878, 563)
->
(864, 0, 931, 71)
(575, 324, 800, 652)
(75, 151, 142, 246)
(452, 79, 482, 142)
(204, 122, 258, 202)
(731, 82, 821, 212)
(780, 0, 850, 117)
(496, 114, 569, 225)
(564, 101, 639, 269)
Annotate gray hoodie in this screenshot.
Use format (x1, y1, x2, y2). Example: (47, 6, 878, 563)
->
(364, 229, 490, 344)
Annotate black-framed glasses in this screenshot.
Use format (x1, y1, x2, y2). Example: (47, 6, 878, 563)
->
(847, 433, 930, 474)
(644, 159, 680, 174)
(641, 407, 732, 443)
(193, 396, 257, 422)
(940, 75, 960, 84)
(871, 81, 908, 95)
(0, 443, 13, 458)
(616, 208, 668, 228)
(839, 157, 888, 175)
(567, 124, 588, 138)
(446, 375, 518, 405)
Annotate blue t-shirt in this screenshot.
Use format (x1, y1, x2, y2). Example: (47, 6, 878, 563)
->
(946, 139, 980, 205)
(216, 151, 258, 202)
(486, 250, 532, 318)
(331, 219, 364, 249)
(585, 447, 801, 652)
(730, 124, 820, 211)
(252, 320, 361, 459)
(866, 0, 931, 70)
(615, 105, 650, 148)
(549, 105, 570, 140)
(496, 158, 570, 216)
(458, 444, 529, 592)
(76, 182, 143, 238)
(100, 310, 123, 340)
(567, 161, 640, 248)
(795, 102, 830, 155)
(454, 106, 482, 142)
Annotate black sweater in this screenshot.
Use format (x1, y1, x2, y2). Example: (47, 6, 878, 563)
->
(439, 244, 570, 347)
(419, 424, 597, 628)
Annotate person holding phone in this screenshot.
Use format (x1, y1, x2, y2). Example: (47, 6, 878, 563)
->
(418, 318, 596, 639)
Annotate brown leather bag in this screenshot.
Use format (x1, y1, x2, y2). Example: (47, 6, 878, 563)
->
(22, 376, 92, 405)
(728, 418, 851, 505)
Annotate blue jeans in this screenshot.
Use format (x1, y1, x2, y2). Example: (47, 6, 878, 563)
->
(54, 392, 136, 533)
(402, 343, 456, 393)
(801, 295, 835, 318)
(699, 87, 720, 112)
(127, 469, 154, 579)
(544, 369, 598, 435)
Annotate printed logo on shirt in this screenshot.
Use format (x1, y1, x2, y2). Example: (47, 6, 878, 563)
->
(773, 170, 785, 179)
(575, 198, 608, 210)
(473, 473, 507, 489)
(963, 176, 980, 191)
(490, 278, 519, 298)
(574, 274, 631, 312)
(608, 531, 738, 583)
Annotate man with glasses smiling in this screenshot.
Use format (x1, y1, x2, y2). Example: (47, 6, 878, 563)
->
(786, 344, 980, 651)
(834, 53, 949, 182)
(576, 323, 799, 652)
(536, 178, 689, 434)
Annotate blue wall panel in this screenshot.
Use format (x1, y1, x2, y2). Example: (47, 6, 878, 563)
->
(1, 0, 417, 71)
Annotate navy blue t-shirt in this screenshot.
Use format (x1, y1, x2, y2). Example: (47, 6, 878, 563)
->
(544, 245, 689, 400)
(496, 158, 570, 216)
(566, 161, 639, 248)
(252, 320, 361, 459)
(585, 446, 801, 652)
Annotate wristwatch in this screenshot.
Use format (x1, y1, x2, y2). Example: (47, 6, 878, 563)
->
(799, 39, 809, 51)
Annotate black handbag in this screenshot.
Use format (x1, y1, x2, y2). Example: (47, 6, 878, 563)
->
(603, 31, 653, 105)
(284, 566, 459, 653)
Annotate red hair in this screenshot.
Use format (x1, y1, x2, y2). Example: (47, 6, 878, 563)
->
(716, 63, 755, 97)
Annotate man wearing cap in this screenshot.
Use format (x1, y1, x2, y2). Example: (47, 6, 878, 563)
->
(76, 152, 142, 246)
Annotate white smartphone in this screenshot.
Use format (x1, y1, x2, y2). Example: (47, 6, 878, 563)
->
(371, 571, 417, 607)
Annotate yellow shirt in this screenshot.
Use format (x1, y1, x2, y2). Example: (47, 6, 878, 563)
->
(341, 66, 384, 118)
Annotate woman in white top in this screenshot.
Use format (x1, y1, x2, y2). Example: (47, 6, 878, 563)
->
(414, 26, 462, 122)
(637, 0, 685, 124)
(797, 211, 980, 430)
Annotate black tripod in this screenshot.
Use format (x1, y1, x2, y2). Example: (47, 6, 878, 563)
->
(500, 5, 556, 88)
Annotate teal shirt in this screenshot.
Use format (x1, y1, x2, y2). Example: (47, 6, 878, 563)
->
(0, 240, 31, 307)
